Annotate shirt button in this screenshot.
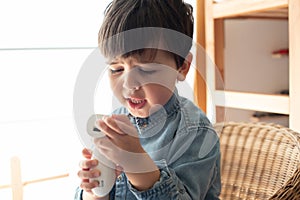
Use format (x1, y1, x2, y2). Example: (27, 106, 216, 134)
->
(179, 188, 185, 194)
(117, 175, 122, 181)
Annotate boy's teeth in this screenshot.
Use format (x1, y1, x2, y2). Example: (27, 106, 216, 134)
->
(131, 99, 143, 104)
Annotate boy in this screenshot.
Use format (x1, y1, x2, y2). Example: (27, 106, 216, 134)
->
(75, 0, 221, 199)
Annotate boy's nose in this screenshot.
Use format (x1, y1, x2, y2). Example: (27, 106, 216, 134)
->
(122, 68, 141, 90)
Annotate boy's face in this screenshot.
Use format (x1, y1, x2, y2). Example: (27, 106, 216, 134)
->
(107, 50, 181, 118)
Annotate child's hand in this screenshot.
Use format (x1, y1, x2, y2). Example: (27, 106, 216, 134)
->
(94, 115, 148, 172)
(77, 148, 123, 200)
(77, 148, 101, 197)
(95, 115, 160, 190)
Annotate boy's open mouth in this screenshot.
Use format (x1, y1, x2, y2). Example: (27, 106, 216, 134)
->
(127, 98, 147, 109)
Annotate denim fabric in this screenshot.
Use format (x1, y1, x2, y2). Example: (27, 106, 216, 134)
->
(75, 89, 221, 200)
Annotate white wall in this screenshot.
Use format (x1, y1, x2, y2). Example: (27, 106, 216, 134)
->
(223, 19, 289, 126)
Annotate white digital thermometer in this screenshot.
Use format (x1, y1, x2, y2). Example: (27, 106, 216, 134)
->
(86, 114, 116, 197)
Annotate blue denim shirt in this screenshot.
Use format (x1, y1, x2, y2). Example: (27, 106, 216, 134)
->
(75, 90, 221, 200)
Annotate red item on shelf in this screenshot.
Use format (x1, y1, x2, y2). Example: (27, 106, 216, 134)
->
(272, 49, 289, 58)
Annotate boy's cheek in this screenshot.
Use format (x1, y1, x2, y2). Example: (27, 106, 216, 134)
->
(141, 72, 177, 89)
(109, 78, 123, 94)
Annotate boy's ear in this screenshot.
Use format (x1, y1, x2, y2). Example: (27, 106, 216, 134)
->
(177, 52, 193, 81)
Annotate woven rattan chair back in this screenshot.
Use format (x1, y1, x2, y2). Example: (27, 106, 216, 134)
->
(214, 122, 300, 200)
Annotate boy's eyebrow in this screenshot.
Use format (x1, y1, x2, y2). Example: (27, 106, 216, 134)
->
(108, 61, 118, 65)
(140, 59, 164, 65)
(106, 59, 123, 65)
(106, 60, 163, 65)
(107, 60, 164, 66)
(105, 56, 164, 65)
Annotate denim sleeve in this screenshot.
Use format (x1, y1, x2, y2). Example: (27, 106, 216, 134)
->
(126, 161, 191, 200)
(126, 131, 221, 200)
(74, 187, 83, 200)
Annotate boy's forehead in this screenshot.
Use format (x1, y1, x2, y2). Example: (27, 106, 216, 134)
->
(107, 49, 172, 64)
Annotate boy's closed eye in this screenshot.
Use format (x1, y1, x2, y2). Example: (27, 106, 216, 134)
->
(137, 66, 157, 74)
(110, 68, 124, 74)
(109, 66, 158, 75)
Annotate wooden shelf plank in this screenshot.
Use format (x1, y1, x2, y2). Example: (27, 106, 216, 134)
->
(213, 0, 288, 19)
(214, 90, 289, 114)
(241, 8, 288, 19)
(289, 0, 300, 132)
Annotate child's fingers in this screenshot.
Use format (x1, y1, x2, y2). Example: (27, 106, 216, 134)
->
(79, 159, 98, 170)
(103, 116, 126, 135)
(112, 114, 138, 137)
(111, 114, 130, 123)
(80, 180, 99, 192)
(96, 118, 120, 139)
(77, 150, 102, 195)
(101, 115, 137, 137)
(77, 168, 101, 179)
(82, 148, 92, 159)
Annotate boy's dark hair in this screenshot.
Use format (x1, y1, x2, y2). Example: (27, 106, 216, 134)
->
(98, 0, 194, 68)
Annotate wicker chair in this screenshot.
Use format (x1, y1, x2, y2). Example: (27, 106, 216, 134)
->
(214, 122, 300, 200)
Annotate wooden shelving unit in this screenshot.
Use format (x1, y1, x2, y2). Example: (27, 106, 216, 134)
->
(196, 0, 300, 132)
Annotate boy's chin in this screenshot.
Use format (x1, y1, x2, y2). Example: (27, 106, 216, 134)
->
(128, 104, 163, 118)
(126, 106, 149, 118)
(128, 109, 149, 118)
